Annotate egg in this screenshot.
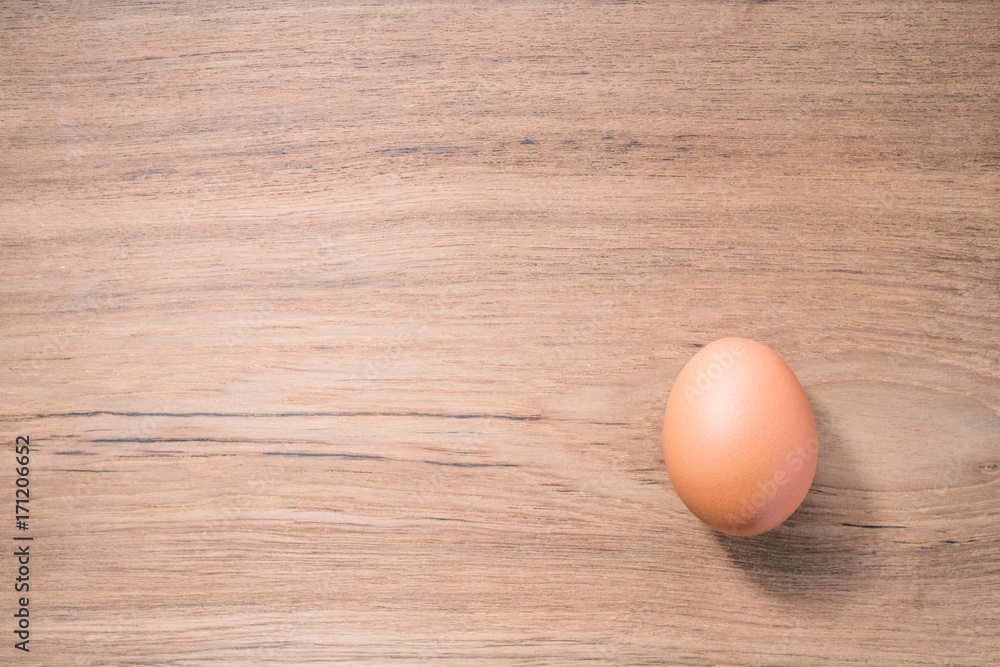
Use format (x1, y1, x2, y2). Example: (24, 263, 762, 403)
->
(662, 337, 818, 536)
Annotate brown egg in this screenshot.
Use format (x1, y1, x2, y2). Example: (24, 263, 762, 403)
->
(662, 337, 818, 536)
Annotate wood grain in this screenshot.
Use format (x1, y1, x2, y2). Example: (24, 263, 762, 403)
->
(2, 1, 998, 664)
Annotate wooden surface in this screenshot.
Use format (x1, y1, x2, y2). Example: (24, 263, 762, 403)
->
(2, 1, 999, 664)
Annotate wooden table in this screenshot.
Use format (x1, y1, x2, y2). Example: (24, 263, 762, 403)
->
(2, 1, 998, 664)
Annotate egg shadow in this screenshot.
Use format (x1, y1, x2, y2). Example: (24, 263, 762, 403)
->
(713, 396, 875, 607)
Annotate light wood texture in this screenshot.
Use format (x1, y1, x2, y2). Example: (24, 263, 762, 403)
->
(2, 1, 999, 664)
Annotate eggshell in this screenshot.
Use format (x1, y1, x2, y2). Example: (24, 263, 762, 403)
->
(662, 337, 818, 536)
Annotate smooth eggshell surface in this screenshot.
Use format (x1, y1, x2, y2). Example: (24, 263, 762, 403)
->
(663, 337, 818, 536)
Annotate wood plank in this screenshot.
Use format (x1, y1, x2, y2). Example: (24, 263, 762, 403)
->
(2, 1, 998, 663)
